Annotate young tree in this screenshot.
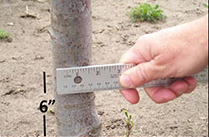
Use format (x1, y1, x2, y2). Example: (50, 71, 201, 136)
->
(51, 0, 102, 136)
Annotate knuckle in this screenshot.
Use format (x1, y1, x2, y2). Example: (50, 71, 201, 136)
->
(136, 63, 163, 84)
(137, 34, 149, 43)
(136, 64, 150, 83)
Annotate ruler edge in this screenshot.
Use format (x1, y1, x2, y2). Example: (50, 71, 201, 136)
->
(56, 63, 133, 71)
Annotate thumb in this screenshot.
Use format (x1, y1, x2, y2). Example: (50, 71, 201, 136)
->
(119, 62, 162, 88)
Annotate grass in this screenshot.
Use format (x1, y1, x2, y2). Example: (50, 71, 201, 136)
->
(128, 3, 166, 23)
(0, 29, 10, 40)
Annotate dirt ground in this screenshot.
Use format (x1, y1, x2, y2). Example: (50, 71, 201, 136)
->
(0, 0, 208, 136)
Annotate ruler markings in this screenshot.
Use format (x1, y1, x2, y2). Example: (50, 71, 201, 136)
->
(56, 63, 208, 94)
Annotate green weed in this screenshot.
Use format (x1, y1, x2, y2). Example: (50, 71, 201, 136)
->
(124, 110, 134, 137)
(47, 108, 55, 115)
(128, 3, 166, 23)
(203, 3, 209, 8)
(0, 29, 10, 40)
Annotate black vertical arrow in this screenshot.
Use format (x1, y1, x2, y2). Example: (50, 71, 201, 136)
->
(43, 115, 46, 136)
(43, 72, 47, 136)
(43, 71, 46, 94)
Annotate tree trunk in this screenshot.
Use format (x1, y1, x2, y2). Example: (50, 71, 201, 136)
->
(51, 0, 102, 136)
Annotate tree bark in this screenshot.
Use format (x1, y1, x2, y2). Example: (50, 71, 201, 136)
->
(51, 0, 102, 136)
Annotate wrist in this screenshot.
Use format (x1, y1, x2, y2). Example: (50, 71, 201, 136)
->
(189, 15, 208, 65)
(200, 15, 208, 55)
(200, 15, 208, 65)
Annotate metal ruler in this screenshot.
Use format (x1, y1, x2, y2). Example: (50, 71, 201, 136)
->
(56, 63, 208, 94)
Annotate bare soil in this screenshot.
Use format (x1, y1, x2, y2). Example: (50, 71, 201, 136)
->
(0, 0, 208, 136)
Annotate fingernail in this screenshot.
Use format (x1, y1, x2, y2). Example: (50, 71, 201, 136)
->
(120, 74, 132, 88)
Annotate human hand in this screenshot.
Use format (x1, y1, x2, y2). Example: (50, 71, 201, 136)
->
(119, 15, 208, 104)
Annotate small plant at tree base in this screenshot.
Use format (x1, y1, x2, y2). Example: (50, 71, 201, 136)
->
(0, 29, 10, 40)
(128, 3, 166, 23)
(124, 110, 134, 137)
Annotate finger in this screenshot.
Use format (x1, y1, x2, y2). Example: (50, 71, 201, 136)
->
(120, 35, 152, 64)
(169, 77, 197, 96)
(120, 46, 145, 64)
(119, 88, 139, 104)
(144, 77, 197, 103)
(169, 80, 189, 97)
(119, 62, 161, 88)
(144, 87, 177, 103)
(183, 76, 197, 93)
